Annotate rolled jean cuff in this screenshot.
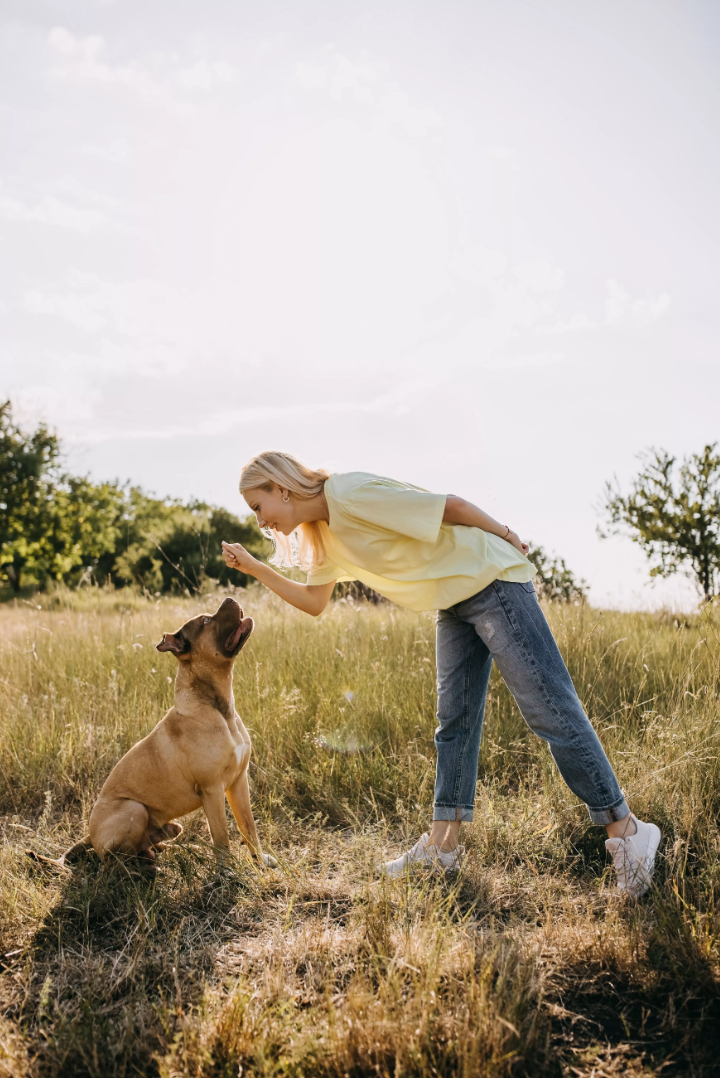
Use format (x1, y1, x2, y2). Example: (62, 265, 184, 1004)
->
(433, 803, 474, 823)
(586, 795, 630, 826)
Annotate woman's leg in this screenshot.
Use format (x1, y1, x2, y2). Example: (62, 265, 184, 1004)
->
(430, 607, 493, 848)
(453, 580, 628, 824)
(383, 581, 660, 891)
(380, 609, 491, 873)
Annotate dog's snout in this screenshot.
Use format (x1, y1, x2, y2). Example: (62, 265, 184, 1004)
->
(220, 596, 241, 613)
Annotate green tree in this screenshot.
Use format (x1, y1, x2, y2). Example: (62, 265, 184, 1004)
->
(600, 444, 720, 602)
(525, 543, 587, 603)
(0, 400, 61, 591)
(44, 476, 125, 587)
(109, 491, 270, 593)
(0, 400, 268, 597)
(0, 401, 124, 591)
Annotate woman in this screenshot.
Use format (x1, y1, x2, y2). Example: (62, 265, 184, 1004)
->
(222, 451, 660, 896)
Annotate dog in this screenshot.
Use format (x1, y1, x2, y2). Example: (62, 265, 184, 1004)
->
(30, 597, 273, 871)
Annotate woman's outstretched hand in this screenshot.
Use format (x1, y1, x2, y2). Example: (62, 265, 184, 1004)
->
(221, 541, 258, 575)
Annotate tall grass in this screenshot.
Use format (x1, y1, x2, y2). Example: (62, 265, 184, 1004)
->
(1, 587, 719, 1076)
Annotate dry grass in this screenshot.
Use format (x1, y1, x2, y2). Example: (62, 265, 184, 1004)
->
(1, 587, 719, 1076)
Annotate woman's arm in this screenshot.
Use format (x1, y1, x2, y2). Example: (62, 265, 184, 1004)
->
(443, 496, 529, 555)
(221, 541, 335, 616)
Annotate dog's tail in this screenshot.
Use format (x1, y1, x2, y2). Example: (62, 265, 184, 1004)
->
(60, 835, 93, 863)
(26, 835, 92, 874)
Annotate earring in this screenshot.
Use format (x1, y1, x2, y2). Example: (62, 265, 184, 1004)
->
(282, 492, 290, 503)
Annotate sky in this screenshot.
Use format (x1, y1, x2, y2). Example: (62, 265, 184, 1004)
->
(1, 0, 719, 609)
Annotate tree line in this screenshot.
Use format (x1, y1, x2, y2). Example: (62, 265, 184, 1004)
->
(2, 400, 718, 602)
(0, 401, 269, 595)
(0, 401, 591, 603)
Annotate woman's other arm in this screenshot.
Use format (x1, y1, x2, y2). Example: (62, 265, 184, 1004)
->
(221, 541, 335, 616)
(443, 496, 529, 556)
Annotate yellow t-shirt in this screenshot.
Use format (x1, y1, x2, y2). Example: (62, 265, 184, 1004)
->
(305, 472, 535, 612)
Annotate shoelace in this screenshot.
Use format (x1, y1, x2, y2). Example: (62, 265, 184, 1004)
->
(407, 837, 432, 862)
(421, 840, 459, 865)
(395, 837, 461, 868)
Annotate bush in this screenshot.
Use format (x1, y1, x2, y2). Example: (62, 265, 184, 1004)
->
(526, 542, 587, 603)
(0, 401, 270, 597)
(106, 493, 270, 593)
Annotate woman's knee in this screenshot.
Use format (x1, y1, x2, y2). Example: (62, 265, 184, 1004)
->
(434, 710, 470, 742)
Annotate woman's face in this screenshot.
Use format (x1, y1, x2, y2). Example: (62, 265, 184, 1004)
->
(243, 485, 297, 535)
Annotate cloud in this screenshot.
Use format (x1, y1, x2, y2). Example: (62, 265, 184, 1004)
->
(20, 270, 195, 342)
(296, 47, 379, 104)
(48, 27, 168, 105)
(452, 253, 668, 351)
(483, 350, 566, 372)
(13, 380, 102, 429)
(605, 278, 672, 327)
(548, 279, 672, 334)
(455, 248, 567, 334)
(175, 59, 236, 91)
(22, 286, 107, 332)
(513, 259, 565, 294)
(296, 45, 442, 135)
(19, 271, 193, 376)
(62, 377, 440, 444)
(0, 185, 109, 232)
(552, 312, 597, 334)
(47, 28, 237, 106)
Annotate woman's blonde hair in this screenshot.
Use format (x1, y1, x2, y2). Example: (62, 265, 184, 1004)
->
(239, 451, 329, 572)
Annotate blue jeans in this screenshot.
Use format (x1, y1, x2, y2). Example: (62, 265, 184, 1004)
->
(433, 580, 629, 826)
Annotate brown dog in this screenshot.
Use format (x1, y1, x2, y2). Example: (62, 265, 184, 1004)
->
(33, 597, 272, 871)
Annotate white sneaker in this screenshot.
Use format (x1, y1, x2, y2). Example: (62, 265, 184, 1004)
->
(605, 816, 661, 897)
(379, 832, 465, 878)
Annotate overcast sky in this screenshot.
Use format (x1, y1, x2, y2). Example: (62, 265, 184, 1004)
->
(1, 0, 719, 608)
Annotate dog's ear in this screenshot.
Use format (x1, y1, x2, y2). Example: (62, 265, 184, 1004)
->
(156, 632, 188, 655)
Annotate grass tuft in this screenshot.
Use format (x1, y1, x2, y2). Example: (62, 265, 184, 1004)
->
(1, 588, 719, 1075)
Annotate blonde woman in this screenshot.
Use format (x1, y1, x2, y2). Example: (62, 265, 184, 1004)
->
(221, 452, 660, 896)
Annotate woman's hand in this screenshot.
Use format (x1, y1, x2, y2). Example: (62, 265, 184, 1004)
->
(443, 497, 530, 557)
(221, 541, 334, 616)
(221, 541, 259, 576)
(505, 530, 530, 556)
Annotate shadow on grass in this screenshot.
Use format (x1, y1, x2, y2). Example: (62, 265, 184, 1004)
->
(550, 956, 720, 1076)
(18, 842, 266, 1078)
(546, 888, 720, 1078)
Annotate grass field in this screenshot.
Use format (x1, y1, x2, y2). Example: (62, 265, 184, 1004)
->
(1, 586, 719, 1077)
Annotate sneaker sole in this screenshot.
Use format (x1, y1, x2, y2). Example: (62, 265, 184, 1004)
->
(377, 860, 462, 879)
